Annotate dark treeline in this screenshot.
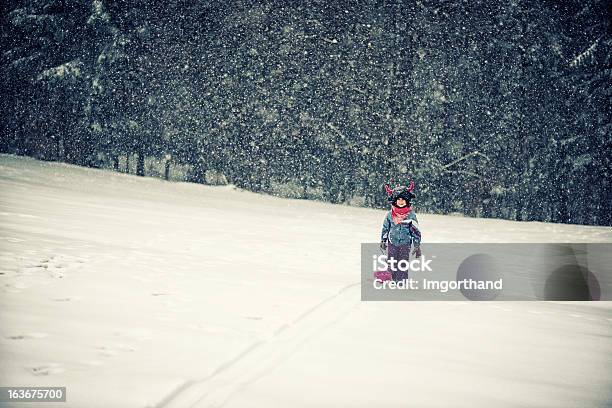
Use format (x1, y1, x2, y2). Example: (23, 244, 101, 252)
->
(1, 0, 610, 225)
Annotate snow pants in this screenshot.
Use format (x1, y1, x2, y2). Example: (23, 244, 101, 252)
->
(387, 242, 411, 281)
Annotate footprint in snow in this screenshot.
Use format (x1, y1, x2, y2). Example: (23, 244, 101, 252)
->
(114, 343, 137, 352)
(96, 343, 137, 357)
(26, 363, 64, 376)
(6, 332, 48, 340)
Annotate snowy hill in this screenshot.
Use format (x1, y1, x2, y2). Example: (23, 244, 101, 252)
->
(1, 154, 611, 408)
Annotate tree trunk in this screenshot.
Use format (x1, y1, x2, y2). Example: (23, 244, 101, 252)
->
(164, 159, 170, 180)
(113, 155, 119, 171)
(302, 181, 307, 198)
(125, 153, 130, 173)
(136, 150, 145, 176)
(515, 198, 524, 221)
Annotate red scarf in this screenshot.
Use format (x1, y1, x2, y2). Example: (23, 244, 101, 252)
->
(391, 205, 411, 224)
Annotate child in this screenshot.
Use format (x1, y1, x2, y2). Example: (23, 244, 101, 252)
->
(380, 181, 422, 281)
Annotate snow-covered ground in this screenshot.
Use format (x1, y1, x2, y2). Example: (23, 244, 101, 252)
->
(1, 154, 611, 408)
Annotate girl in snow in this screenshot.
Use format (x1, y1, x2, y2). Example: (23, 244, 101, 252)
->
(380, 181, 422, 281)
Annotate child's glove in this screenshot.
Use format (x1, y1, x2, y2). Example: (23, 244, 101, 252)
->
(412, 246, 422, 258)
(380, 240, 387, 252)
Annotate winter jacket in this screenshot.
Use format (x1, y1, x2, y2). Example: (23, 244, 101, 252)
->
(381, 210, 421, 247)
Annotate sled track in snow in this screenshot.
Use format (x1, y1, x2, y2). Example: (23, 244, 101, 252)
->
(153, 281, 362, 408)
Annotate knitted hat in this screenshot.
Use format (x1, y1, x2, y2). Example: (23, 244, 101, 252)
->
(384, 181, 415, 206)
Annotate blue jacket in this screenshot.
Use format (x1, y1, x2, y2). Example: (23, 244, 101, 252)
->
(381, 210, 421, 247)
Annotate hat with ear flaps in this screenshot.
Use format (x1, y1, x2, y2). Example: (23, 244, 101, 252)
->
(384, 180, 416, 206)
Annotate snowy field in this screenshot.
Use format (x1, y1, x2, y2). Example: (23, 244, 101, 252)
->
(1, 154, 611, 408)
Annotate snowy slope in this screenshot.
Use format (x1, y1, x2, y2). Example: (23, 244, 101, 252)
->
(0, 154, 611, 408)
